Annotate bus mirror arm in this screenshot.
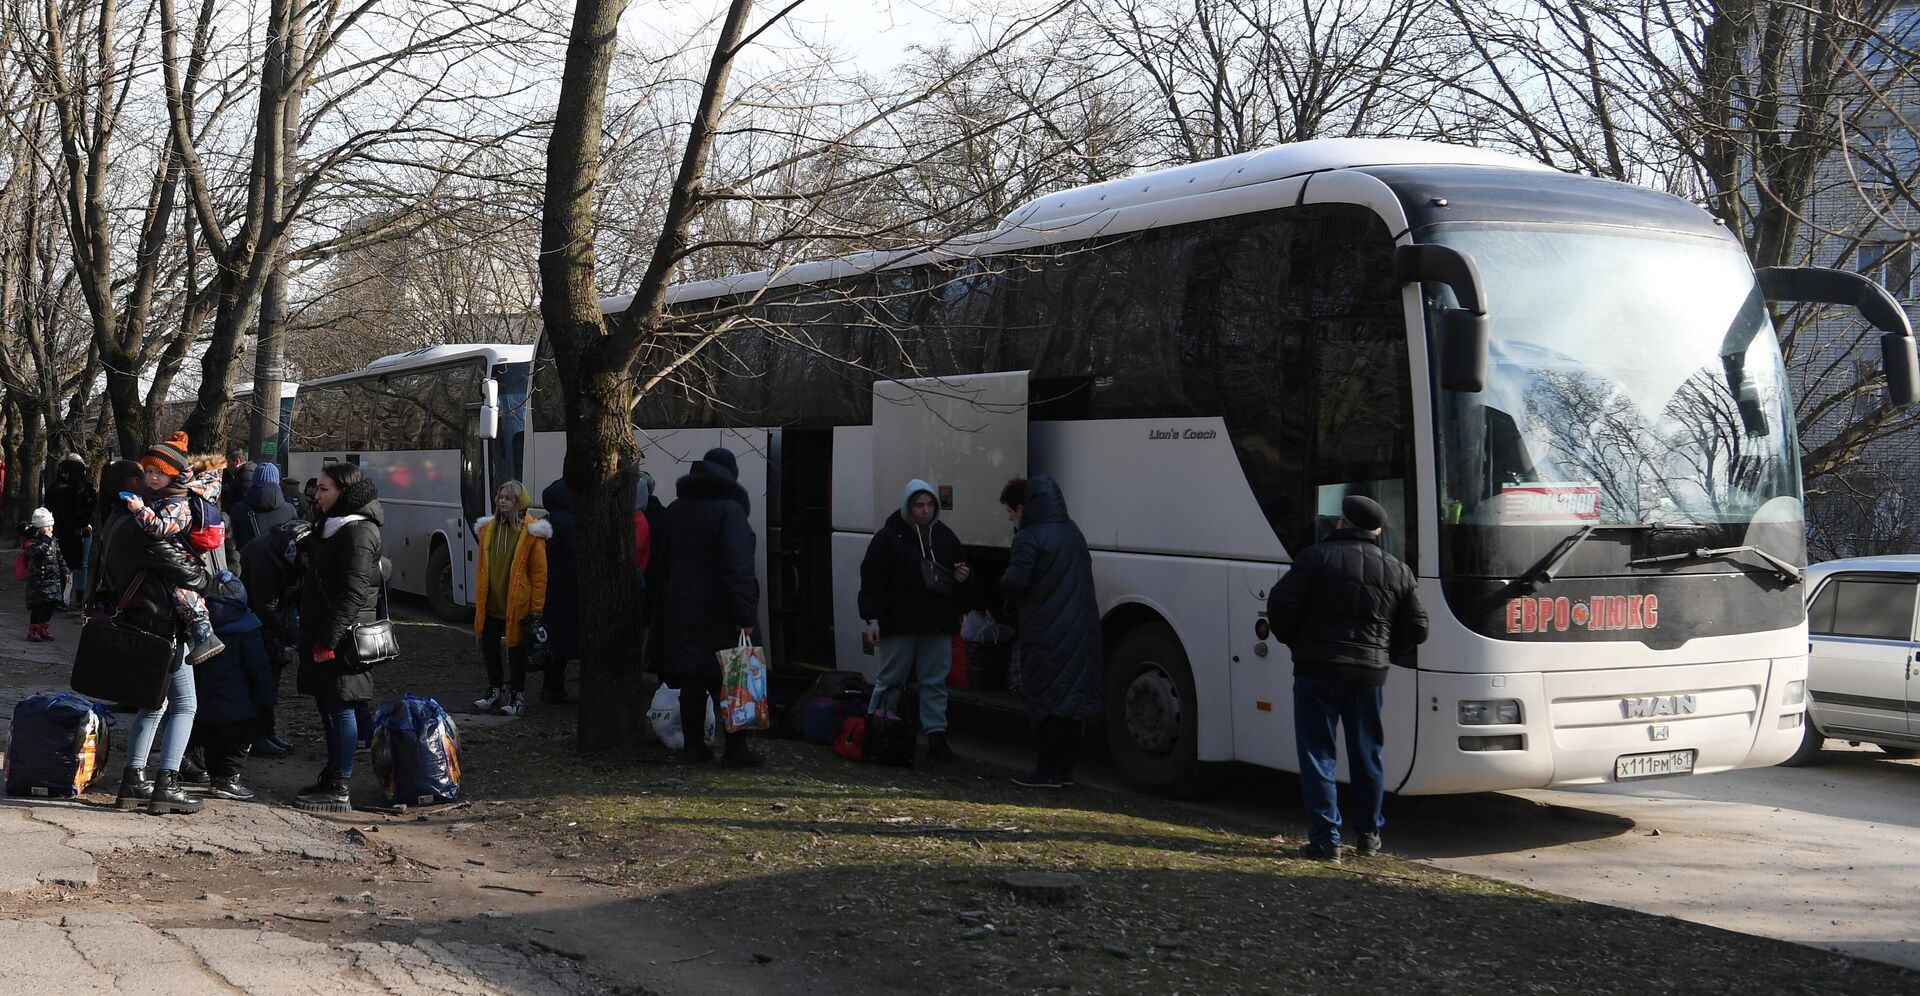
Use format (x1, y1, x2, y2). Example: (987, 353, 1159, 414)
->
(1396, 244, 1489, 393)
(1756, 266, 1919, 407)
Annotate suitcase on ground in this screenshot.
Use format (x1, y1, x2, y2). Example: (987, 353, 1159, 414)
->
(784, 670, 874, 737)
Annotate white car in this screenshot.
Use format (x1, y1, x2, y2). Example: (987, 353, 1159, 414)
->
(1791, 556, 1920, 765)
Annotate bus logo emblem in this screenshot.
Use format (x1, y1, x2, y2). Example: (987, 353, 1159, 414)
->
(1622, 695, 1695, 719)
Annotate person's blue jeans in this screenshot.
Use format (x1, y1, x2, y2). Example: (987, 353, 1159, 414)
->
(126, 646, 196, 773)
(70, 534, 90, 606)
(317, 696, 359, 778)
(1293, 676, 1386, 849)
(871, 633, 952, 734)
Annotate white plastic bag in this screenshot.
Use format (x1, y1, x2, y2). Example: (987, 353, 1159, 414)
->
(646, 684, 716, 750)
(960, 610, 998, 643)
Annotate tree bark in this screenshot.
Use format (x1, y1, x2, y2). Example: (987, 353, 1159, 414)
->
(542, 0, 642, 752)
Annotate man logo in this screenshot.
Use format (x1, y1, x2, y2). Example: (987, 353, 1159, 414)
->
(1622, 695, 1697, 720)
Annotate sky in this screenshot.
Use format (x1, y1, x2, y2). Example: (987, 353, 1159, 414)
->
(633, 0, 992, 77)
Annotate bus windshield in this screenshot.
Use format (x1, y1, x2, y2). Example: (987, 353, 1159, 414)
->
(1430, 225, 1803, 578)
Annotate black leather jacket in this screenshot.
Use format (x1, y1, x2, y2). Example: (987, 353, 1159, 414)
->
(95, 511, 213, 640)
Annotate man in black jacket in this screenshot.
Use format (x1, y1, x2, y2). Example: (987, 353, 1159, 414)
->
(656, 448, 762, 767)
(1266, 495, 1428, 861)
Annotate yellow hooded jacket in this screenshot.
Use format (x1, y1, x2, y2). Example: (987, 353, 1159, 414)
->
(472, 510, 550, 647)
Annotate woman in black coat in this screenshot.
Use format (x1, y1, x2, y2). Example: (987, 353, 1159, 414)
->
(538, 479, 578, 704)
(999, 475, 1103, 788)
(293, 462, 385, 812)
(656, 447, 761, 767)
(94, 458, 214, 815)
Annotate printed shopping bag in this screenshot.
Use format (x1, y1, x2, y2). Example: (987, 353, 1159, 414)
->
(717, 633, 770, 732)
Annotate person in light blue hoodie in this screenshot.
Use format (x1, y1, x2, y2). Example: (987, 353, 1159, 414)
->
(858, 479, 969, 762)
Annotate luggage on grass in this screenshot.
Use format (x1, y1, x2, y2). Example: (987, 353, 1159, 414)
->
(867, 686, 917, 768)
(833, 716, 869, 762)
(647, 683, 716, 750)
(5, 692, 111, 798)
(804, 696, 868, 746)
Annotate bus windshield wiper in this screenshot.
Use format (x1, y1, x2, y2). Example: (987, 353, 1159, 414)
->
(1513, 523, 1685, 593)
(1627, 544, 1802, 583)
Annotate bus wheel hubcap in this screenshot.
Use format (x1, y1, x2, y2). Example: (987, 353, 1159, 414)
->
(1123, 664, 1180, 757)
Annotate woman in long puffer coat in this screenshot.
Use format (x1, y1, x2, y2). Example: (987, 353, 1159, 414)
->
(655, 448, 761, 768)
(999, 475, 1102, 789)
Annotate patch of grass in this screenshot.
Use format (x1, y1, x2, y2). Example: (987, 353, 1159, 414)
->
(456, 708, 1919, 996)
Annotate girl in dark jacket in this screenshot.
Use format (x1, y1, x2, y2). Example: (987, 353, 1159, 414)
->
(94, 459, 214, 814)
(999, 475, 1103, 788)
(293, 462, 385, 812)
(193, 571, 278, 800)
(858, 478, 969, 762)
(23, 507, 70, 641)
(656, 448, 762, 767)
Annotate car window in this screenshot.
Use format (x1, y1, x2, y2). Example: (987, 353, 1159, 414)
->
(1813, 578, 1918, 640)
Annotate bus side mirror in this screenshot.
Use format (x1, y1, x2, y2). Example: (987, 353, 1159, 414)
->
(479, 379, 501, 440)
(1440, 310, 1489, 394)
(1396, 243, 1491, 394)
(1756, 265, 1919, 406)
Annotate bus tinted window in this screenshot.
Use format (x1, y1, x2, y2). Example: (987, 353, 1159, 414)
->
(293, 361, 482, 451)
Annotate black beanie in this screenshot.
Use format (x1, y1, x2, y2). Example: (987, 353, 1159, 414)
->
(701, 447, 739, 481)
(1342, 495, 1387, 530)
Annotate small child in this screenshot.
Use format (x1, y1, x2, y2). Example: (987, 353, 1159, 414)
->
(23, 507, 70, 642)
(126, 431, 226, 664)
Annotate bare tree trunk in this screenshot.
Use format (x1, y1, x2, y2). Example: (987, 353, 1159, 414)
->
(543, 0, 644, 752)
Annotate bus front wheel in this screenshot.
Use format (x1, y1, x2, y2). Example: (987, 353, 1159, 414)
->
(1104, 622, 1226, 798)
(426, 544, 466, 624)
(1780, 717, 1825, 767)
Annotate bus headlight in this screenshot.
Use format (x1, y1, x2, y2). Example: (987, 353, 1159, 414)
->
(1459, 699, 1522, 725)
(1784, 680, 1806, 707)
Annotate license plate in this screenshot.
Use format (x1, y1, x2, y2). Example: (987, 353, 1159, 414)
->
(1614, 749, 1697, 781)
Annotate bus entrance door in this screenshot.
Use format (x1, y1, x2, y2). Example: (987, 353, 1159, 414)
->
(1231, 563, 1297, 771)
(871, 372, 1029, 549)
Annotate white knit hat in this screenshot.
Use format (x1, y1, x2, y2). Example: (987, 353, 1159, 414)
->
(29, 507, 54, 528)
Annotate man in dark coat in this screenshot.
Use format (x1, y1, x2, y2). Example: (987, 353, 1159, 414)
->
(859, 478, 969, 762)
(44, 455, 95, 603)
(1266, 494, 1428, 862)
(239, 518, 309, 756)
(539, 479, 579, 704)
(999, 475, 1102, 788)
(230, 460, 297, 554)
(656, 447, 761, 767)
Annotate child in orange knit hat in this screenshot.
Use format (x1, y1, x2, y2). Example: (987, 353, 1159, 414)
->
(127, 431, 228, 665)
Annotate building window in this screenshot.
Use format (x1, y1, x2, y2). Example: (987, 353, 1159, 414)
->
(1856, 242, 1915, 299)
(1864, 3, 1920, 70)
(1854, 125, 1920, 188)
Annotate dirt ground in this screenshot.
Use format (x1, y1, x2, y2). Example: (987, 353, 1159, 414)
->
(3, 598, 1919, 994)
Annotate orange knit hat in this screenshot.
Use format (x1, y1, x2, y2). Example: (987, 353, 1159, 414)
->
(141, 431, 191, 477)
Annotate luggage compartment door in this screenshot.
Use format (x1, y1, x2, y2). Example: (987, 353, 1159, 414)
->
(872, 372, 1029, 548)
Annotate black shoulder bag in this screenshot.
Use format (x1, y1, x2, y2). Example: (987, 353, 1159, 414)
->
(70, 545, 176, 710)
(315, 547, 399, 668)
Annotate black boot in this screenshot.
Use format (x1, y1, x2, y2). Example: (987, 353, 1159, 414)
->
(115, 767, 153, 811)
(296, 766, 332, 797)
(293, 771, 351, 813)
(146, 770, 203, 815)
(179, 748, 211, 786)
(209, 775, 255, 801)
(926, 732, 959, 764)
(681, 696, 712, 763)
(721, 731, 765, 769)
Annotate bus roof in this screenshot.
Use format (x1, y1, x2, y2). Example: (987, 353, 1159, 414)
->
(304, 344, 534, 386)
(596, 139, 1558, 316)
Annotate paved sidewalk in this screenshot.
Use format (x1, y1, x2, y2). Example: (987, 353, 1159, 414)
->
(0, 913, 592, 995)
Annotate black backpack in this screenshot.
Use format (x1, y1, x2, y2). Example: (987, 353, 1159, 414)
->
(867, 685, 917, 768)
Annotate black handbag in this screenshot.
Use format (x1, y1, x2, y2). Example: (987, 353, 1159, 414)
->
(69, 568, 176, 710)
(318, 571, 399, 667)
(919, 558, 955, 596)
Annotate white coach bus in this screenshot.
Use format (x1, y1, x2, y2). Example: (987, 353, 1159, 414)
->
(525, 139, 1918, 795)
(290, 344, 533, 621)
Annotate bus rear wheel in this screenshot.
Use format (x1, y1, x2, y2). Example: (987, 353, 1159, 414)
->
(1104, 622, 1226, 798)
(426, 543, 466, 624)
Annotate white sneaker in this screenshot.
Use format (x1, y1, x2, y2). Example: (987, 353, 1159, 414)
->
(500, 692, 526, 718)
(474, 687, 503, 711)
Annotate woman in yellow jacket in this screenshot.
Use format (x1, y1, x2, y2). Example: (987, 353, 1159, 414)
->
(472, 480, 549, 718)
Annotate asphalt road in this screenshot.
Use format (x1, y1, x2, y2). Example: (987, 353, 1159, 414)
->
(944, 702, 1920, 972)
